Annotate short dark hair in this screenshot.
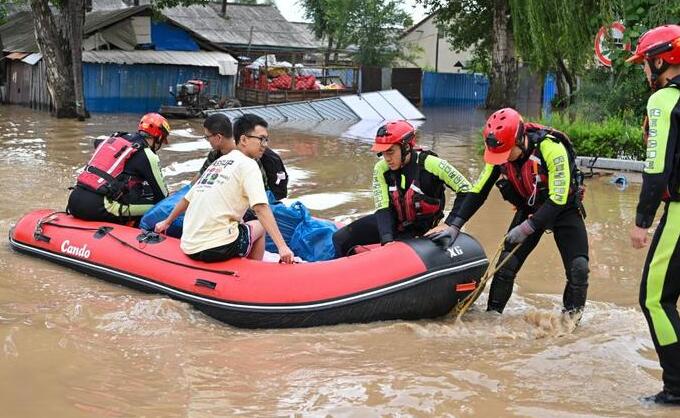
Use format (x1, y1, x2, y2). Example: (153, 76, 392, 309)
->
(203, 113, 233, 138)
(234, 114, 268, 144)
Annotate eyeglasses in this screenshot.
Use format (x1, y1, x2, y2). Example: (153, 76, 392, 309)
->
(203, 133, 219, 141)
(245, 135, 269, 145)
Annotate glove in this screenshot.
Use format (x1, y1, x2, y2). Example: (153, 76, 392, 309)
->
(505, 219, 535, 245)
(428, 225, 460, 244)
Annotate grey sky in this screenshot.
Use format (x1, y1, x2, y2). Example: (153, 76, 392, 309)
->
(273, 0, 427, 25)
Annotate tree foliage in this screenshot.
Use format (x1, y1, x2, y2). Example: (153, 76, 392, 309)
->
(418, 0, 517, 108)
(508, 0, 605, 106)
(567, 0, 680, 122)
(299, 0, 412, 66)
(352, 0, 412, 66)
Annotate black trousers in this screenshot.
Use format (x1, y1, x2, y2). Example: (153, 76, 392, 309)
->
(332, 213, 420, 257)
(487, 206, 590, 313)
(66, 186, 155, 225)
(639, 201, 680, 395)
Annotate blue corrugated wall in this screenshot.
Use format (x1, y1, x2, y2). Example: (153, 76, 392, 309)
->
(84, 63, 235, 113)
(422, 72, 489, 106)
(542, 73, 557, 116)
(422, 71, 558, 111)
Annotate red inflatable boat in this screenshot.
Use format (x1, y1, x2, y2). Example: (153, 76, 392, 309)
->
(9, 210, 488, 328)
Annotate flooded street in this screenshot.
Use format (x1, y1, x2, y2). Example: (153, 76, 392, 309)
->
(0, 104, 674, 417)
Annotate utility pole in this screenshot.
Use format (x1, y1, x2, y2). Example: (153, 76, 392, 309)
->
(435, 29, 440, 73)
(221, 0, 227, 17)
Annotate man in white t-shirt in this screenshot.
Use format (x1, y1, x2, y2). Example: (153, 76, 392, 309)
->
(155, 116, 294, 264)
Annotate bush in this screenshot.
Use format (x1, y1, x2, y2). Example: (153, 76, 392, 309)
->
(540, 112, 644, 160)
(566, 67, 649, 121)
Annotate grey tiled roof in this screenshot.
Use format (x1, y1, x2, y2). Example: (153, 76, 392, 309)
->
(162, 4, 323, 50)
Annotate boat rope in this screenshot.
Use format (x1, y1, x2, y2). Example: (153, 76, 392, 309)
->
(37, 216, 238, 277)
(452, 238, 523, 320)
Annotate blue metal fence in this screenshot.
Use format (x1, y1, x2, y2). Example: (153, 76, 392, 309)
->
(422, 72, 489, 106)
(83, 63, 235, 113)
(422, 71, 558, 113)
(542, 73, 557, 117)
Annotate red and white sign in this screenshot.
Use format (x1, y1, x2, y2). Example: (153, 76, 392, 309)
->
(594, 22, 629, 67)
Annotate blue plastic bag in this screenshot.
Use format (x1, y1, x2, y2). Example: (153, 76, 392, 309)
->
(139, 184, 190, 238)
(290, 217, 338, 262)
(265, 199, 308, 253)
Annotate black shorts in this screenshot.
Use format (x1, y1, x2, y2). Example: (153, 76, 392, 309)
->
(187, 223, 252, 263)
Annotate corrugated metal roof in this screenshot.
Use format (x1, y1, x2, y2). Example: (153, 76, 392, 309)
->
(22, 53, 43, 65)
(0, 5, 228, 55)
(0, 12, 39, 53)
(0, 7, 150, 53)
(82, 50, 238, 75)
(209, 90, 425, 123)
(84, 5, 150, 34)
(162, 4, 322, 50)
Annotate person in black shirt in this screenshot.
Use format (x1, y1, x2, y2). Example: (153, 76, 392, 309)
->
(193, 114, 288, 201)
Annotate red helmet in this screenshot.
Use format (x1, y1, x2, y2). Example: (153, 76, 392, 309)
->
(626, 24, 680, 64)
(138, 113, 170, 143)
(371, 120, 416, 153)
(482, 108, 524, 165)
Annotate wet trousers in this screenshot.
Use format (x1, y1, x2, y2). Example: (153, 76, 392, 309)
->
(66, 186, 155, 225)
(640, 201, 680, 395)
(332, 213, 419, 258)
(487, 206, 590, 313)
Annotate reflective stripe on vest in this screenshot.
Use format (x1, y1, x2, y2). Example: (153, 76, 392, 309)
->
(388, 152, 443, 231)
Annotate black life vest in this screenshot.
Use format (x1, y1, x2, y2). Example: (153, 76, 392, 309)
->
(500, 123, 584, 209)
(76, 134, 142, 200)
(387, 150, 445, 232)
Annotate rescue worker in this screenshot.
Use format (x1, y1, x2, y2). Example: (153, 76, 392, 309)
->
(627, 24, 680, 406)
(454, 108, 589, 316)
(66, 113, 170, 224)
(332, 120, 472, 257)
(192, 113, 288, 201)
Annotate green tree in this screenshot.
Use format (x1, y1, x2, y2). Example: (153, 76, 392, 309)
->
(568, 0, 680, 121)
(351, 0, 411, 66)
(419, 0, 517, 109)
(300, 0, 358, 65)
(508, 0, 605, 108)
(300, 0, 412, 67)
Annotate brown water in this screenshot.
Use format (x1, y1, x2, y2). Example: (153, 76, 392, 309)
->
(0, 105, 674, 417)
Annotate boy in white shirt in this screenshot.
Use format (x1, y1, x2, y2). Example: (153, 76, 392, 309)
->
(155, 116, 294, 264)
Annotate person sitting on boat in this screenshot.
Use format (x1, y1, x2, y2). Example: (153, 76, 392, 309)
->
(454, 108, 589, 317)
(193, 113, 288, 201)
(66, 112, 170, 224)
(332, 120, 473, 257)
(154, 115, 294, 264)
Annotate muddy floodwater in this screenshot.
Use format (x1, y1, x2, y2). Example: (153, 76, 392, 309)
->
(0, 105, 675, 417)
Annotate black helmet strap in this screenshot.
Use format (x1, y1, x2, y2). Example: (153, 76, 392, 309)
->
(647, 58, 671, 90)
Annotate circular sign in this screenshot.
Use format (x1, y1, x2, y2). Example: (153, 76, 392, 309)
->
(594, 22, 629, 66)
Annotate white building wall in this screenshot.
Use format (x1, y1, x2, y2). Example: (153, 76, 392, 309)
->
(399, 15, 472, 73)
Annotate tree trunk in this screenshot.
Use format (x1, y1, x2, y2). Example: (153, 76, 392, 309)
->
(324, 35, 334, 67)
(485, 0, 518, 109)
(0, 31, 5, 96)
(556, 57, 575, 106)
(64, 0, 89, 119)
(553, 66, 567, 109)
(30, 0, 77, 118)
